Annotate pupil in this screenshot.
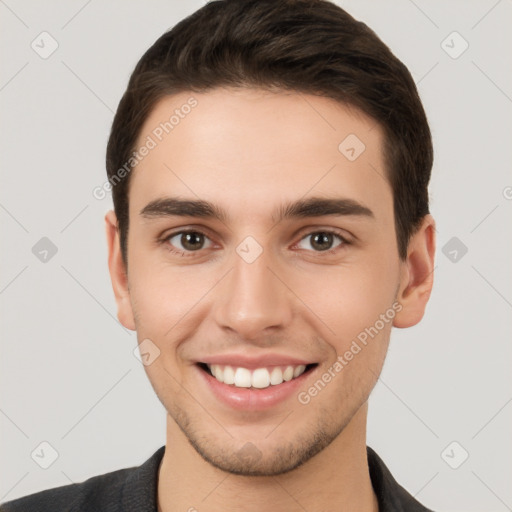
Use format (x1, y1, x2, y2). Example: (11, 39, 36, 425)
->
(183, 232, 203, 250)
(312, 232, 332, 251)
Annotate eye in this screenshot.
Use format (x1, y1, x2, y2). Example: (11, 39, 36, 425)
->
(160, 228, 350, 258)
(295, 230, 349, 252)
(164, 230, 213, 256)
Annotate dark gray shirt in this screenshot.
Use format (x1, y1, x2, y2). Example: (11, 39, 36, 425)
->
(0, 445, 434, 511)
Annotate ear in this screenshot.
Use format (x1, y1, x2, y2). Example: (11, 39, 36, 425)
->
(393, 214, 436, 328)
(105, 210, 136, 331)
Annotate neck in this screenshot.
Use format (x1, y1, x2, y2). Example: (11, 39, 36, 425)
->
(157, 402, 378, 512)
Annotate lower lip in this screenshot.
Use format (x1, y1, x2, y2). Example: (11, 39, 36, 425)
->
(197, 365, 316, 411)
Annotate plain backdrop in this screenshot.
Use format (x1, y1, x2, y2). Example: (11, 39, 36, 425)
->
(1, 1, 511, 511)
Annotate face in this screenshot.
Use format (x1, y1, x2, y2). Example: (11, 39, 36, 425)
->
(107, 87, 431, 476)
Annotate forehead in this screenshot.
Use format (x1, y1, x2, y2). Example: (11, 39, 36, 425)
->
(129, 87, 392, 225)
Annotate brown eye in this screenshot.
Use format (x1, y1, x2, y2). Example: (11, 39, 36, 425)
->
(166, 231, 213, 253)
(296, 231, 347, 252)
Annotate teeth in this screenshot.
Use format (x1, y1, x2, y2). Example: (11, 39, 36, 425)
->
(211, 364, 223, 382)
(293, 365, 306, 378)
(223, 365, 235, 385)
(251, 368, 270, 388)
(283, 366, 294, 381)
(234, 367, 252, 388)
(206, 363, 308, 388)
(269, 367, 283, 385)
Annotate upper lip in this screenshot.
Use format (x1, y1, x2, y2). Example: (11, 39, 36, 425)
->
(197, 353, 316, 369)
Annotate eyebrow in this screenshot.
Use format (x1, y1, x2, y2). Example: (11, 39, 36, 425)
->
(140, 196, 375, 224)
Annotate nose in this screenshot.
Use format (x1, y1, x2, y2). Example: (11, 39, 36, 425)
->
(212, 244, 293, 342)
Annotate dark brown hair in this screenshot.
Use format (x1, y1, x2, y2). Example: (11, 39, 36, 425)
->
(106, 0, 433, 264)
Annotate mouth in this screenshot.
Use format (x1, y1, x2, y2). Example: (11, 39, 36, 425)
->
(197, 362, 318, 389)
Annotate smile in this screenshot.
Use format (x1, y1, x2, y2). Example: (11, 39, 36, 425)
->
(199, 363, 317, 389)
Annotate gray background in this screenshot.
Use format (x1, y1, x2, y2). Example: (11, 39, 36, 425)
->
(1, 1, 511, 510)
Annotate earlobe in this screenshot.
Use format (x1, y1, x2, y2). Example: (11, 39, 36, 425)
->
(393, 214, 436, 328)
(105, 210, 136, 331)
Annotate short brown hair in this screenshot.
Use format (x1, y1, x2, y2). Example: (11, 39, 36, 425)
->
(106, 0, 433, 264)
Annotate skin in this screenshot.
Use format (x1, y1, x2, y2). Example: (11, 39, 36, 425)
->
(106, 87, 436, 512)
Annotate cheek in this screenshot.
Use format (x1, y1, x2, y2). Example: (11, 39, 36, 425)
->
(127, 252, 217, 338)
(301, 265, 397, 404)
(291, 255, 400, 344)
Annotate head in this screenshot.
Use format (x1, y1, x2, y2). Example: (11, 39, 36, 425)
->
(105, 0, 435, 476)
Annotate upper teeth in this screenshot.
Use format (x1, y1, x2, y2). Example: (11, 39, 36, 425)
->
(207, 364, 307, 389)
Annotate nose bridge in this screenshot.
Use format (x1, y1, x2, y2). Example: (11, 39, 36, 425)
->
(213, 238, 292, 339)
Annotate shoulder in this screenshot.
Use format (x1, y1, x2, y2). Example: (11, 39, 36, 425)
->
(367, 446, 436, 512)
(0, 446, 165, 512)
(0, 466, 132, 512)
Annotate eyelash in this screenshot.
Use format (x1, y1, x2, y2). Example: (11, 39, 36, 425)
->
(159, 228, 351, 258)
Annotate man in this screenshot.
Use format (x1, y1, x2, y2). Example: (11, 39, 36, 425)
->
(1, 0, 436, 510)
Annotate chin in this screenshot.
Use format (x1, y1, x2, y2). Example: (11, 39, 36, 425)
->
(179, 413, 348, 477)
